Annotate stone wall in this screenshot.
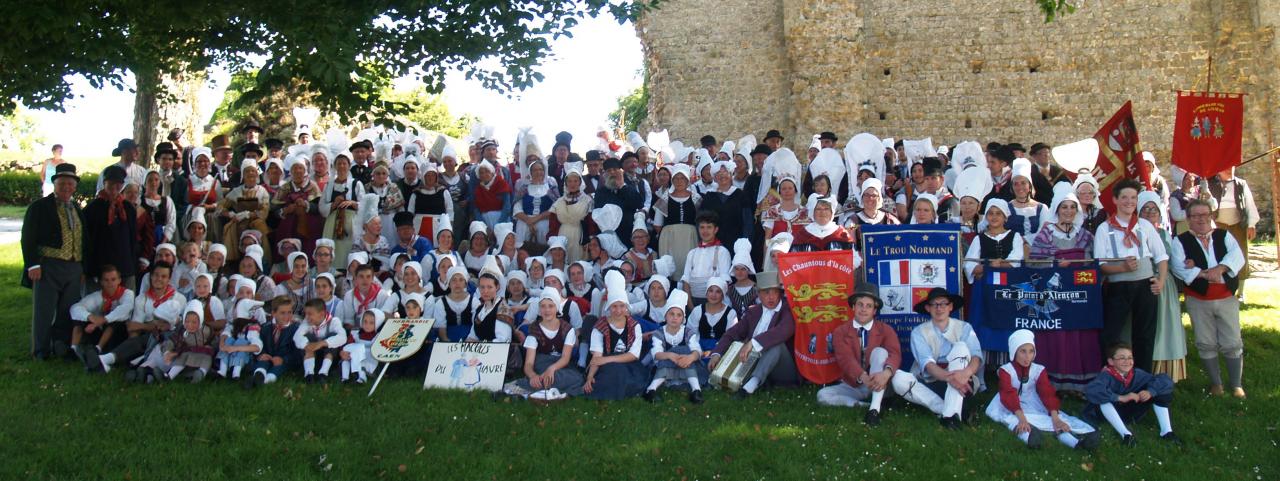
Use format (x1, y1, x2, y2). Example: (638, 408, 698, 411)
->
(638, 0, 1280, 233)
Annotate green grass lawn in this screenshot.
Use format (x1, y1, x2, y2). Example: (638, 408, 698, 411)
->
(0, 243, 1275, 480)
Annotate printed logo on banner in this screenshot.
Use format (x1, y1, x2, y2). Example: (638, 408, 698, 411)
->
(1074, 270, 1097, 285)
(860, 224, 964, 366)
(777, 250, 858, 384)
(978, 265, 1104, 331)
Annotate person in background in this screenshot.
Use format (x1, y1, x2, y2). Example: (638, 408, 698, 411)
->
(1207, 167, 1258, 301)
(39, 144, 65, 197)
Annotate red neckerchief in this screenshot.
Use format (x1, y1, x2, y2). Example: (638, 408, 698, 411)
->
(698, 239, 721, 248)
(147, 285, 176, 308)
(353, 283, 382, 313)
(1107, 213, 1140, 249)
(101, 285, 126, 313)
(1105, 366, 1134, 389)
(96, 189, 127, 225)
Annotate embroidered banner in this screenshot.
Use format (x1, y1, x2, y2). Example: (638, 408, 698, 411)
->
(1091, 101, 1150, 211)
(860, 224, 963, 366)
(971, 264, 1104, 331)
(1171, 91, 1245, 178)
(777, 250, 858, 384)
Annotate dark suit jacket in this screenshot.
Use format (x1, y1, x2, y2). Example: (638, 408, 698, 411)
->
(712, 299, 795, 356)
(832, 320, 901, 387)
(20, 195, 85, 288)
(1031, 163, 1066, 205)
(82, 198, 140, 279)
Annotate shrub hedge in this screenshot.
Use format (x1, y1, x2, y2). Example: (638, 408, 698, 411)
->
(0, 172, 101, 206)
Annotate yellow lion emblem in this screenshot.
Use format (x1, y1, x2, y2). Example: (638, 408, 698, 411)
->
(787, 283, 848, 302)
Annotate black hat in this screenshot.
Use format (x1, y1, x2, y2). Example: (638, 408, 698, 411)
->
(1029, 142, 1050, 155)
(167, 128, 183, 142)
(699, 135, 718, 148)
(849, 291, 883, 311)
(603, 157, 623, 170)
(913, 287, 964, 315)
(993, 145, 1017, 164)
(102, 165, 127, 183)
(585, 150, 604, 162)
(819, 132, 838, 142)
(555, 131, 573, 145)
(764, 129, 784, 141)
(111, 138, 137, 156)
(393, 211, 415, 227)
(620, 151, 638, 163)
(351, 139, 373, 151)
(921, 157, 944, 177)
(986, 142, 1003, 153)
(50, 163, 80, 183)
(153, 142, 178, 159)
(239, 142, 264, 156)
(241, 119, 264, 134)
(264, 138, 284, 150)
(750, 144, 774, 157)
(1007, 143, 1026, 153)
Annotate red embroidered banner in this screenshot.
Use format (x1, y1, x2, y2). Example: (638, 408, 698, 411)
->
(1091, 101, 1149, 211)
(777, 250, 858, 384)
(1171, 92, 1245, 178)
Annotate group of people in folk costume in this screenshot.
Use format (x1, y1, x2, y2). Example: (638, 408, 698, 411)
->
(25, 117, 1256, 447)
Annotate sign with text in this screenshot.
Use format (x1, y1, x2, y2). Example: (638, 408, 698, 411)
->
(777, 250, 858, 384)
(423, 342, 510, 392)
(860, 224, 963, 366)
(971, 265, 1103, 331)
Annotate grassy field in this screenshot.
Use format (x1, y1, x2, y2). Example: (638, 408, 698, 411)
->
(0, 243, 1276, 480)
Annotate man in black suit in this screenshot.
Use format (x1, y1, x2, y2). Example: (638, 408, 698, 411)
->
(1029, 142, 1066, 205)
(22, 163, 85, 360)
(83, 165, 141, 291)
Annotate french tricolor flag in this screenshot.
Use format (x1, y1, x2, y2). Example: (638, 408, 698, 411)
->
(990, 271, 1008, 285)
(878, 260, 911, 286)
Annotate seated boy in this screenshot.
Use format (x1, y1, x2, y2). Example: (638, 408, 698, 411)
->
(1084, 342, 1181, 446)
(293, 298, 347, 384)
(246, 297, 302, 388)
(69, 264, 134, 362)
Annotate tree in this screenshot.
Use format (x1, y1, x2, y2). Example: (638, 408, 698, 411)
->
(608, 81, 648, 136)
(0, 1, 658, 164)
(1034, 0, 1077, 22)
(0, 104, 46, 152)
(380, 86, 478, 139)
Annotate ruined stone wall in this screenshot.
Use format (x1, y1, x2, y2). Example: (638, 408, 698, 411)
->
(638, 0, 1280, 233)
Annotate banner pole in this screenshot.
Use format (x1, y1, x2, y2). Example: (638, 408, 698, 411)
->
(367, 363, 390, 397)
(1237, 146, 1280, 167)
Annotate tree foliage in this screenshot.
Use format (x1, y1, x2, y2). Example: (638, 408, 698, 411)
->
(609, 80, 648, 135)
(1034, 0, 1077, 22)
(0, 0, 658, 124)
(0, 105, 45, 152)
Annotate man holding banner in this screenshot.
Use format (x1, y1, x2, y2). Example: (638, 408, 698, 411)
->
(1093, 179, 1169, 373)
(817, 291, 914, 427)
(894, 288, 984, 429)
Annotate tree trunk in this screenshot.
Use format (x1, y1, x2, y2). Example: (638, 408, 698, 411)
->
(133, 69, 205, 168)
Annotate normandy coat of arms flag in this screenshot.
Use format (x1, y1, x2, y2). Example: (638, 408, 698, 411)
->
(777, 250, 858, 384)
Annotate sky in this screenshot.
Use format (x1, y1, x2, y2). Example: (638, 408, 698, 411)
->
(29, 14, 644, 158)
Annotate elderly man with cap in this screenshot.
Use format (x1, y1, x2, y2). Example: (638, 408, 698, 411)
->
(592, 154, 646, 248)
(709, 270, 797, 398)
(818, 131, 838, 150)
(894, 287, 985, 429)
(97, 139, 148, 193)
(348, 138, 375, 185)
(84, 165, 142, 291)
(209, 134, 241, 193)
(817, 291, 917, 426)
(22, 163, 86, 359)
(763, 130, 784, 152)
(233, 120, 264, 165)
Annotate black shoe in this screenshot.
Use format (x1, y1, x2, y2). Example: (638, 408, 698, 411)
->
(52, 340, 70, 359)
(1026, 429, 1046, 449)
(1161, 432, 1183, 446)
(252, 371, 267, 388)
(304, 374, 315, 384)
(643, 389, 662, 403)
(940, 415, 961, 430)
(864, 409, 881, 427)
(32, 351, 50, 361)
(1077, 431, 1102, 452)
(317, 374, 329, 385)
(82, 352, 103, 373)
(124, 369, 139, 384)
(734, 389, 753, 400)
(688, 390, 704, 405)
(1121, 434, 1137, 447)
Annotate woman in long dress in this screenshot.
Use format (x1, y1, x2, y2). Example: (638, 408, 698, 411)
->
(654, 164, 699, 283)
(320, 152, 363, 267)
(1138, 191, 1188, 382)
(1028, 193, 1101, 393)
(271, 158, 323, 258)
(220, 163, 272, 262)
(548, 169, 591, 264)
(512, 159, 559, 247)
